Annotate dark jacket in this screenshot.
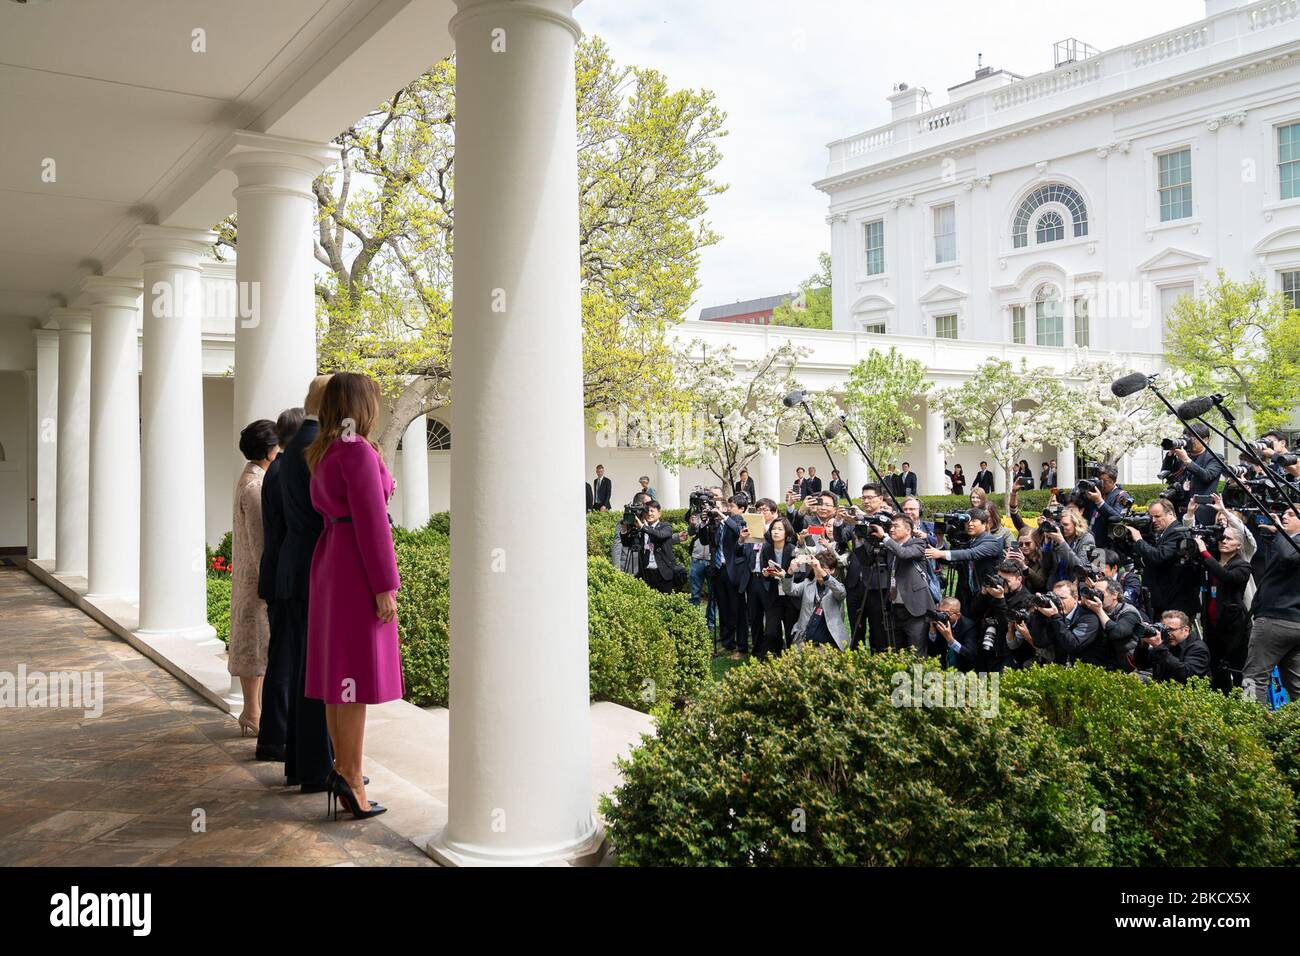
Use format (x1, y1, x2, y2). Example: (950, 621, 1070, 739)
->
(1178, 449, 1225, 524)
(638, 519, 677, 583)
(585, 482, 594, 512)
(733, 476, 756, 502)
(898, 471, 918, 496)
(1101, 601, 1146, 671)
(946, 531, 1006, 605)
(1136, 632, 1212, 683)
(840, 527, 889, 593)
(1039, 605, 1105, 667)
(722, 514, 748, 588)
(757, 541, 796, 609)
(1086, 484, 1129, 544)
(880, 534, 936, 617)
(275, 419, 323, 601)
(800, 475, 823, 498)
(1131, 521, 1199, 618)
(973, 469, 995, 493)
(592, 475, 612, 510)
(828, 478, 848, 501)
(1253, 532, 1300, 623)
(258, 456, 285, 602)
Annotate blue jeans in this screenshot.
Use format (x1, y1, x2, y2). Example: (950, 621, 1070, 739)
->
(690, 559, 715, 627)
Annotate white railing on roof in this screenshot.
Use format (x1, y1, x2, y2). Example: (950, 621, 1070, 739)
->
(1249, 0, 1300, 30)
(846, 126, 895, 157)
(990, 59, 1102, 111)
(1129, 25, 1209, 68)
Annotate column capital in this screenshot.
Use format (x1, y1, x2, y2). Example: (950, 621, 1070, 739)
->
(131, 225, 217, 269)
(46, 308, 93, 334)
(81, 276, 143, 310)
(451, 0, 582, 41)
(32, 327, 60, 348)
(216, 130, 340, 199)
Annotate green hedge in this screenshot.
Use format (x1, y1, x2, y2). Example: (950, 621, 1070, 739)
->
(996, 666, 1294, 866)
(392, 518, 710, 712)
(1263, 702, 1300, 862)
(603, 651, 1298, 866)
(206, 576, 231, 645)
(602, 649, 1107, 866)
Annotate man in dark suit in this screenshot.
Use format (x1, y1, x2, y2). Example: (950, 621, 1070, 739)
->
(802, 466, 823, 497)
(828, 469, 848, 502)
(635, 502, 677, 594)
(791, 467, 806, 497)
(256, 406, 304, 763)
(1125, 497, 1198, 619)
(1135, 610, 1211, 683)
(592, 464, 612, 511)
(275, 376, 334, 793)
(838, 483, 892, 651)
(1031, 579, 1105, 667)
(1167, 423, 1224, 525)
(974, 462, 996, 494)
(733, 467, 756, 502)
(873, 514, 936, 656)
(719, 494, 751, 657)
(898, 462, 918, 497)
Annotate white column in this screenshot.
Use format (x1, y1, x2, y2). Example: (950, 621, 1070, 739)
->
(400, 415, 431, 530)
(922, 403, 947, 496)
(217, 131, 338, 446)
(845, 451, 870, 503)
(133, 226, 217, 643)
(754, 446, 781, 502)
(654, 458, 680, 509)
(82, 277, 143, 599)
(51, 309, 92, 577)
(32, 330, 59, 560)
(1057, 441, 1076, 488)
(429, 0, 596, 867)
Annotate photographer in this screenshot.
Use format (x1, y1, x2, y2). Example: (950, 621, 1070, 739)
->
(840, 483, 893, 651)
(1242, 506, 1300, 705)
(1008, 527, 1051, 594)
(1081, 463, 1129, 544)
(1043, 505, 1095, 586)
(1124, 498, 1199, 619)
(633, 501, 678, 594)
(1134, 610, 1210, 683)
(1099, 548, 1143, 608)
(777, 550, 849, 650)
(687, 487, 724, 630)
(869, 514, 936, 658)
(718, 493, 752, 659)
(1165, 423, 1224, 524)
(930, 596, 982, 671)
(612, 491, 654, 576)
(978, 559, 1035, 671)
(1079, 579, 1145, 671)
(925, 507, 1005, 611)
(1030, 579, 1104, 668)
(1193, 524, 1252, 693)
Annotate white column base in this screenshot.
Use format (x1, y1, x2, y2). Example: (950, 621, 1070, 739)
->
(424, 821, 605, 868)
(135, 623, 219, 646)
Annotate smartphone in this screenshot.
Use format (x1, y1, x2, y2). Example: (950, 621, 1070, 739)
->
(1192, 494, 1216, 505)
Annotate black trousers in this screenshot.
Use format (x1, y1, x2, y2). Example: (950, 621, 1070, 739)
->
(641, 568, 674, 593)
(718, 576, 747, 651)
(256, 600, 291, 758)
(759, 596, 798, 658)
(891, 603, 929, 658)
(282, 597, 333, 787)
(743, 584, 765, 654)
(848, 586, 890, 652)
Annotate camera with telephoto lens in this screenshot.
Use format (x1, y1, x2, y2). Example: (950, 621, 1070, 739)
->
(1277, 453, 1299, 468)
(623, 503, 648, 525)
(1179, 524, 1225, 559)
(1032, 592, 1064, 612)
(1109, 514, 1152, 543)
(853, 510, 894, 537)
(1067, 478, 1099, 509)
(980, 618, 1000, 652)
(1161, 437, 1188, 451)
(688, 487, 716, 515)
(982, 573, 1006, 591)
(1139, 621, 1168, 643)
(1008, 607, 1032, 624)
(924, 607, 947, 623)
(1078, 583, 1103, 603)
(1037, 504, 1063, 537)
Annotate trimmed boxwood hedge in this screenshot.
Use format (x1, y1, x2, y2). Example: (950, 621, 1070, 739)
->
(602, 651, 1298, 866)
(391, 518, 710, 712)
(206, 576, 231, 645)
(1263, 702, 1300, 862)
(602, 648, 1108, 866)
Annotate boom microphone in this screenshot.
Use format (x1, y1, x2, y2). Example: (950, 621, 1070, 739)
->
(782, 390, 805, 408)
(823, 416, 844, 440)
(1110, 372, 1151, 398)
(1175, 395, 1218, 420)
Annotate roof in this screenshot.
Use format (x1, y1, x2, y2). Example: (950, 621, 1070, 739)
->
(698, 293, 793, 322)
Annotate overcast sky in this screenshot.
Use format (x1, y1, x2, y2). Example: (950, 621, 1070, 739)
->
(580, 0, 1207, 317)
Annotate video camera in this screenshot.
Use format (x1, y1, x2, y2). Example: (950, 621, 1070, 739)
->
(1109, 513, 1152, 544)
(934, 511, 972, 544)
(688, 487, 717, 517)
(622, 503, 648, 526)
(1038, 502, 1065, 537)
(1179, 524, 1225, 559)
(853, 510, 894, 537)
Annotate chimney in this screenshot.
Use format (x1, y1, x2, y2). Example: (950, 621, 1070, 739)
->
(888, 84, 927, 120)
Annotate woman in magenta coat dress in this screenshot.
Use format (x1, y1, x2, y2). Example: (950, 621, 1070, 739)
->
(305, 372, 401, 820)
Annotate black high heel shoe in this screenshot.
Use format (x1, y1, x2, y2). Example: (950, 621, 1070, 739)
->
(327, 772, 387, 821)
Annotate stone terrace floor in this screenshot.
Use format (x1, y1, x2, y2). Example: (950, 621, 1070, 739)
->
(0, 564, 432, 866)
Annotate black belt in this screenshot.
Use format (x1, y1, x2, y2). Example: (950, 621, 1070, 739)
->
(329, 516, 352, 524)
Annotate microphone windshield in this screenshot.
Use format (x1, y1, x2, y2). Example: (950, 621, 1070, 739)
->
(823, 417, 844, 440)
(1110, 372, 1150, 398)
(1176, 395, 1216, 420)
(782, 390, 805, 408)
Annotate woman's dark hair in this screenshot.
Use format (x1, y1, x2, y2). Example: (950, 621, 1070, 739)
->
(276, 406, 305, 447)
(815, 550, 839, 573)
(953, 464, 964, 474)
(765, 517, 796, 546)
(238, 419, 279, 462)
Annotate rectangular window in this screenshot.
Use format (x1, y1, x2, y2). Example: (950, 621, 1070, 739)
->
(934, 204, 956, 264)
(935, 314, 958, 339)
(1011, 305, 1026, 344)
(1035, 297, 1064, 347)
(864, 219, 885, 275)
(1074, 297, 1090, 348)
(862, 321, 886, 334)
(1158, 149, 1193, 221)
(1160, 283, 1193, 325)
(1281, 122, 1300, 201)
(1283, 270, 1300, 310)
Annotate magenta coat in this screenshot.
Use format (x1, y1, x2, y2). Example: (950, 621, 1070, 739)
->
(305, 438, 403, 705)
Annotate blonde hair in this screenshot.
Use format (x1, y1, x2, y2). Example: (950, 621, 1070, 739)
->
(305, 372, 383, 472)
(303, 374, 333, 417)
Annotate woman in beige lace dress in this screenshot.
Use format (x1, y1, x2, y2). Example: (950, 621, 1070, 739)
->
(229, 420, 281, 736)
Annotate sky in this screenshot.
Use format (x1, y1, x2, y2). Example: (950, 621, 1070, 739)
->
(580, 0, 1207, 317)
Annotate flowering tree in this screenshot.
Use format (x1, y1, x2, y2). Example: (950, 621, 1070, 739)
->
(840, 347, 930, 471)
(932, 358, 1076, 509)
(654, 340, 844, 489)
(1064, 358, 1177, 467)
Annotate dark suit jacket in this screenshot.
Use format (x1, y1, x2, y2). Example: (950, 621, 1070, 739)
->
(586, 482, 594, 512)
(722, 514, 747, 588)
(733, 476, 756, 502)
(641, 520, 677, 582)
(829, 478, 848, 501)
(757, 541, 796, 609)
(974, 470, 995, 493)
(1131, 522, 1198, 616)
(275, 418, 323, 601)
(898, 471, 918, 496)
(593, 476, 612, 510)
(880, 535, 935, 617)
(258, 456, 286, 602)
(800, 476, 823, 498)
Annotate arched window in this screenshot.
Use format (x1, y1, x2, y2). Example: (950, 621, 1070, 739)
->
(1035, 210, 1064, 245)
(426, 419, 451, 451)
(1034, 285, 1064, 347)
(1012, 183, 1088, 248)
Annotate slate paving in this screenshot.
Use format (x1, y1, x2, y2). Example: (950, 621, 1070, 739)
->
(0, 566, 433, 866)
